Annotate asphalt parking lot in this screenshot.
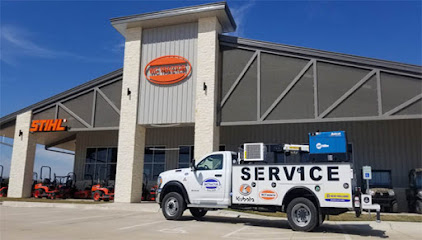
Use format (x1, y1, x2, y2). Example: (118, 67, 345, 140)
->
(1, 205, 421, 240)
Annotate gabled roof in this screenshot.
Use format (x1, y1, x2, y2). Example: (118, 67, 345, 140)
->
(2, 35, 421, 127)
(219, 35, 422, 75)
(0, 68, 123, 127)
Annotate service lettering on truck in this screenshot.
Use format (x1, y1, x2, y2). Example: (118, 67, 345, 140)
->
(240, 166, 340, 181)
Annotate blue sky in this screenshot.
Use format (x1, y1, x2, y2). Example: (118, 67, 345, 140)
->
(1, 0, 421, 177)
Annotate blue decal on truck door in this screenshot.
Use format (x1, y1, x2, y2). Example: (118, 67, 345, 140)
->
(202, 178, 221, 191)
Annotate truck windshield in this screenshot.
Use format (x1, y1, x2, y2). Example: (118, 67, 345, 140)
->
(369, 171, 392, 188)
(416, 172, 422, 188)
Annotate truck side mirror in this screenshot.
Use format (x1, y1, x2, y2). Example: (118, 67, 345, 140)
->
(190, 159, 196, 171)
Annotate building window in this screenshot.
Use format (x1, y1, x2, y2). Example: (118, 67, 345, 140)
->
(144, 146, 166, 182)
(178, 146, 193, 168)
(178, 145, 226, 168)
(84, 147, 117, 181)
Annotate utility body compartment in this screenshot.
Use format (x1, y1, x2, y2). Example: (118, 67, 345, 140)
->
(232, 163, 353, 208)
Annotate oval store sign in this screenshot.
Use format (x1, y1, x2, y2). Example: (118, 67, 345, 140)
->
(144, 55, 192, 85)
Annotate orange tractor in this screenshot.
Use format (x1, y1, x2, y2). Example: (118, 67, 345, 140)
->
(33, 166, 59, 199)
(91, 176, 114, 201)
(0, 165, 8, 197)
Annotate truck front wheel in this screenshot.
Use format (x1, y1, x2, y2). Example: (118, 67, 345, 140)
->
(190, 208, 207, 219)
(162, 192, 185, 220)
(287, 197, 318, 232)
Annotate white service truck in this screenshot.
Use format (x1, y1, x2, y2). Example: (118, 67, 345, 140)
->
(156, 132, 380, 232)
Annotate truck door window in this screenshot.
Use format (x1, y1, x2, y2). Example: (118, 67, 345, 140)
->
(196, 154, 223, 170)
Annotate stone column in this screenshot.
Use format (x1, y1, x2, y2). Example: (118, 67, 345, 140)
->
(114, 27, 146, 203)
(194, 17, 222, 161)
(8, 111, 36, 198)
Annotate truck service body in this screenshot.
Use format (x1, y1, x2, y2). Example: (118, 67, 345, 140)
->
(156, 132, 380, 231)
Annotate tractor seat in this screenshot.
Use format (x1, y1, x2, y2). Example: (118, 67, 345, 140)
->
(43, 178, 51, 185)
(66, 180, 73, 187)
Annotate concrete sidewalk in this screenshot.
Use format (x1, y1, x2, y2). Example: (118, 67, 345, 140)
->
(1, 201, 161, 212)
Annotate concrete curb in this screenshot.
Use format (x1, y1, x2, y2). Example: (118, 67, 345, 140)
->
(1, 201, 161, 213)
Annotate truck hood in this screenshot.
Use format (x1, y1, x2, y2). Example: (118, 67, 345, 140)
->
(159, 168, 191, 182)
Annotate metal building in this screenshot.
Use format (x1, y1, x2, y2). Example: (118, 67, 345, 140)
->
(0, 2, 421, 210)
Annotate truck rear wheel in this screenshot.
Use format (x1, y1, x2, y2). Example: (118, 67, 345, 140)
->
(190, 208, 207, 219)
(287, 197, 318, 232)
(162, 192, 185, 220)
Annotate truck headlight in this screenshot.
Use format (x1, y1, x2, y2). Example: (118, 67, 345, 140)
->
(369, 190, 375, 196)
(388, 190, 395, 196)
(417, 190, 422, 198)
(157, 176, 162, 187)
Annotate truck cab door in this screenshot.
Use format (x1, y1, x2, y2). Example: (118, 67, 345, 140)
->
(188, 153, 227, 205)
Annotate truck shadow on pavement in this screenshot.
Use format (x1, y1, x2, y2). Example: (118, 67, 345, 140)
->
(180, 216, 388, 238)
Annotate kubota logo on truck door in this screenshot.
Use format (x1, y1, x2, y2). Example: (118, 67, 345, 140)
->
(144, 55, 192, 85)
(239, 184, 252, 196)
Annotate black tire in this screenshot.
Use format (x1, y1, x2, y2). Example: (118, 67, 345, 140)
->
(355, 209, 361, 217)
(92, 190, 103, 201)
(287, 197, 318, 232)
(391, 201, 399, 213)
(317, 213, 326, 226)
(161, 192, 185, 220)
(190, 208, 207, 219)
(416, 200, 422, 214)
(34, 189, 44, 198)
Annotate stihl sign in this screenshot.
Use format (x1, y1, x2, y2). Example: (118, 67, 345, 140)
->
(30, 119, 67, 132)
(144, 55, 192, 85)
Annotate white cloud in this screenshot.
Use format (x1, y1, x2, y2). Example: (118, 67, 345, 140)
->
(229, 0, 256, 36)
(1, 25, 119, 66)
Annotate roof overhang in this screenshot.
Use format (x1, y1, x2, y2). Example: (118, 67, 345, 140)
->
(110, 2, 236, 37)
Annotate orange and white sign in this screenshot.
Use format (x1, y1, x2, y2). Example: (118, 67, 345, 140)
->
(239, 184, 252, 196)
(259, 190, 278, 200)
(144, 55, 192, 85)
(30, 119, 67, 132)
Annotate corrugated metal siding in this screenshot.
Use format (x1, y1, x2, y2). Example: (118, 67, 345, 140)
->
(139, 23, 198, 124)
(221, 119, 422, 188)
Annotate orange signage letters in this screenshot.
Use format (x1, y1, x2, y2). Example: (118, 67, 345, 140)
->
(30, 119, 67, 132)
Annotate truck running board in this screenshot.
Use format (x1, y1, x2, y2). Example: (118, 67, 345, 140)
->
(187, 204, 228, 209)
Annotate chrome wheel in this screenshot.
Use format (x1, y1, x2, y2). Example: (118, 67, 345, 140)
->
(291, 203, 311, 227)
(165, 197, 179, 217)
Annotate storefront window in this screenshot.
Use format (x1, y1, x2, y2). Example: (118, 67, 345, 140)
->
(143, 146, 166, 182)
(84, 147, 117, 181)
